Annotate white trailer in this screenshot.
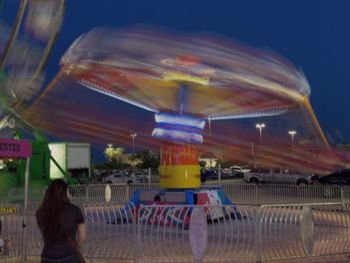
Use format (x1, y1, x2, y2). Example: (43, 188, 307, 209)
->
(49, 142, 91, 183)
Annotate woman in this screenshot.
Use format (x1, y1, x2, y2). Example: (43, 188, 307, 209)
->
(36, 179, 86, 263)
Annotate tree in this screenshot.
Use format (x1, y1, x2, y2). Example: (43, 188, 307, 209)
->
(99, 145, 130, 169)
(104, 144, 124, 163)
(131, 150, 160, 169)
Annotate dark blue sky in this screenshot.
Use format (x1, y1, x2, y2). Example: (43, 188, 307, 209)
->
(43, 0, 350, 144)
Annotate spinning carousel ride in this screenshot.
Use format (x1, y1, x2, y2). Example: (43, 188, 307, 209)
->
(22, 26, 350, 204)
(53, 27, 326, 187)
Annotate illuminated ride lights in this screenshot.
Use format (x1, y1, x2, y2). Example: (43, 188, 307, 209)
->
(37, 26, 324, 189)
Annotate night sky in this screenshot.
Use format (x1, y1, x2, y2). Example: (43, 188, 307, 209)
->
(3, 0, 350, 161)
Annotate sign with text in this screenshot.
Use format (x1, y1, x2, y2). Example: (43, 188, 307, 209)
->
(0, 206, 17, 214)
(0, 138, 32, 158)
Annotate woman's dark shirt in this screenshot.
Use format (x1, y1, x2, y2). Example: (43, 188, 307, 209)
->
(36, 203, 85, 259)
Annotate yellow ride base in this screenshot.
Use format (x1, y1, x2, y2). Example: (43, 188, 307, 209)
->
(159, 164, 200, 189)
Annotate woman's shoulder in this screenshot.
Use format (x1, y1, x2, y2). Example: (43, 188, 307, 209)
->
(64, 203, 83, 214)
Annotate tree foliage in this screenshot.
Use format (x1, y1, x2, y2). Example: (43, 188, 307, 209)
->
(130, 150, 160, 169)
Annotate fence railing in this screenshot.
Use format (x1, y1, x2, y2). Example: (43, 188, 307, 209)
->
(2, 202, 350, 263)
(222, 183, 343, 205)
(70, 183, 342, 205)
(83, 202, 137, 261)
(6, 183, 347, 206)
(3, 182, 350, 262)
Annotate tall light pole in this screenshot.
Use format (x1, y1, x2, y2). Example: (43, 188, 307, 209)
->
(130, 133, 137, 175)
(251, 142, 255, 167)
(288, 130, 297, 156)
(208, 117, 212, 168)
(288, 130, 297, 144)
(130, 133, 137, 155)
(255, 123, 266, 145)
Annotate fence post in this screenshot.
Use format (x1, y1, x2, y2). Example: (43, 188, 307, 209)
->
(148, 168, 151, 187)
(255, 184, 258, 205)
(126, 185, 130, 202)
(20, 157, 30, 263)
(255, 207, 262, 263)
(341, 186, 345, 207)
(20, 205, 28, 263)
(134, 205, 140, 263)
(85, 185, 89, 202)
(218, 164, 221, 187)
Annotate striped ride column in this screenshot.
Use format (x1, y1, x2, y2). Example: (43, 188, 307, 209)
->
(159, 142, 200, 189)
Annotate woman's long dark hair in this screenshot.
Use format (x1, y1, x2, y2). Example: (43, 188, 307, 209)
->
(36, 179, 70, 241)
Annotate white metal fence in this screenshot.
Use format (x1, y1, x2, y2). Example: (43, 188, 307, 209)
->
(0, 204, 23, 263)
(136, 204, 257, 262)
(222, 183, 343, 205)
(82, 202, 137, 261)
(6, 183, 347, 205)
(3, 183, 350, 262)
(2, 202, 350, 263)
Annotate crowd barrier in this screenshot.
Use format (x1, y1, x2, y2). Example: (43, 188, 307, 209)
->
(222, 183, 343, 205)
(1, 202, 350, 263)
(0, 202, 350, 263)
(6, 183, 347, 206)
(2, 183, 350, 262)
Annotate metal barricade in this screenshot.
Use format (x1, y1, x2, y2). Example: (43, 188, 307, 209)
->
(222, 184, 343, 205)
(6, 183, 344, 206)
(4, 182, 350, 263)
(0, 204, 23, 263)
(68, 185, 90, 203)
(68, 183, 159, 204)
(25, 211, 42, 263)
(136, 204, 258, 262)
(257, 202, 350, 262)
(257, 184, 299, 204)
(136, 202, 350, 263)
(221, 183, 257, 204)
(297, 185, 342, 203)
(6, 187, 46, 206)
(82, 202, 136, 261)
(341, 186, 350, 204)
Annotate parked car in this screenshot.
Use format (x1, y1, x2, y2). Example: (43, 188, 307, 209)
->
(310, 169, 350, 186)
(103, 173, 136, 184)
(244, 168, 311, 185)
(230, 165, 251, 177)
(220, 169, 237, 180)
(201, 168, 238, 181)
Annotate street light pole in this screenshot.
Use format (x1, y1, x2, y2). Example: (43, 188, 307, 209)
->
(288, 130, 296, 144)
(130, 133, 137, 175)
(255, 123, 266, 145)
(288, 130, 296, 156)
(131, 134, 137, 155)
(208, 117, 212, 168)
(251, 142, 255, 167)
